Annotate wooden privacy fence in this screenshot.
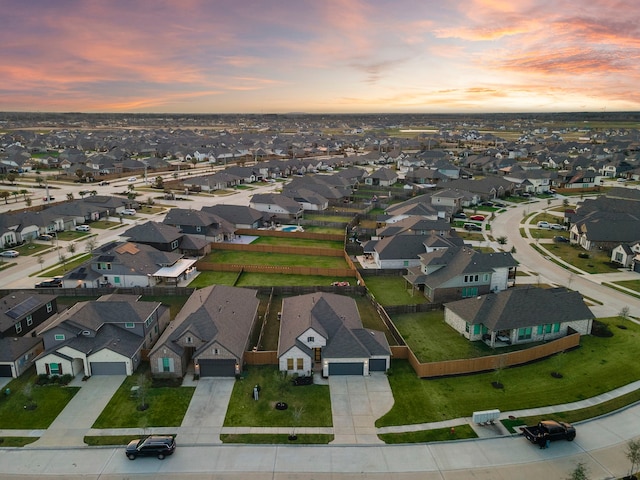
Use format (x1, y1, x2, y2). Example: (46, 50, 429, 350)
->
(244, 350, 278, 366)
(235, 228, 343, 241)
(406, 333, 580, 378)
(195, 262, 354, 277)
(209, 242, 343, 257)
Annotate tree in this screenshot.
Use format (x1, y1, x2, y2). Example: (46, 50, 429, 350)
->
(35, 176, 44, 187)
(66, 192, 74, 201)
(67, 243, 76, 256)
(190, 157, 198, 169)
(619, 306, 630, 320)
(25, 197, 32, 207)
(85, 237, 97, 253)
(59, 252, 67, 270)
(566, 462, 589, 480)
(85, 171, 94, 183)
(155, 176, 164, 189)
(626, 439, 640, 479)
(0, 191, 10, 204)
(563, 198, 569, 209)
(89, 190, 97, 196)
(136, 372, 151, 411)
(0, 173, 5, 184)
(75, 169, 85, 182)
(497, 236, 507, 245)
(6, 173, 16, 184)
(19, 189, 28, 201)
(11, 191, 18, 203)
(36, 253, 45, 270)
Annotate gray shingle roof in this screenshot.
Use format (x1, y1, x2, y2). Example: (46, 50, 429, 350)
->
(444, 286, 594, 331)
(151, 285, 259, 360)
(278, 293, 389, 360)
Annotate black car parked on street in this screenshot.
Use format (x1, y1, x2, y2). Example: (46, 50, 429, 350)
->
(125, 435, 176, 460)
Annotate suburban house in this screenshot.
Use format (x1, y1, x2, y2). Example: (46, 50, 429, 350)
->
(569, 211, 640, 251)
(364, 167, 398, 187)
(149, 285, 259, 378)
(0, 336, 43, 378)
(0, 291, 58, 338)
(63, 241, 198, 288)
(163, 208, 236, 242)
(363, 232, 464, 269)
(35, 294, 170, 377)
(404, 246, 518, 303)
(610, 240, 640, 272)
(278, 292, 390, 377)
(383, 195, 443, 222)
(201, 204, 265, 229)
(122, 221, 211, 256)
(444, 287, 594, 347)
(250, 193, 304, 220)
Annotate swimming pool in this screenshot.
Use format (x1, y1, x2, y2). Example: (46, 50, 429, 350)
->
(282, 225, 301, 232)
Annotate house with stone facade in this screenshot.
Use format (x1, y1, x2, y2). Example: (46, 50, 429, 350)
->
(149, 285, 259, 378)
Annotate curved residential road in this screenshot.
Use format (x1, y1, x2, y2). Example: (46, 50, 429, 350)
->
(0, 400, 639, 480)
(490, 196, 640, 319)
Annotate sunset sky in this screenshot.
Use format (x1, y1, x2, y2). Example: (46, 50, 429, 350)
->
(2, 0, 639, 114)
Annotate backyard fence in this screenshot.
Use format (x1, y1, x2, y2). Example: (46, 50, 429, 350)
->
(209, 242, 344, 257)
(405, 333, 580, 378)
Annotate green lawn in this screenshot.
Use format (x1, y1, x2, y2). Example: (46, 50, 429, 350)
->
(0, 369, 79, 429)
(237, 273, 353, 287)
(377, 317, 640, 426)
(188, 271, 240, 287)
(224, 366, 332, 427)
(37, 253, 91, 277)
(252, 236, 344, 249)
(379, 424, 477, 444)
(0, 437, 38, 447)
(221, 434, 334, 444)
(56, 231, 90, 241)
(302, 225, 345, 235)
(364, 276, 427, 306)
(203, 250, 348, 269)
(392, 311, 539, 362)
(14, 242, 51, 256)
(542, 243, 620, 274)
(303, 214, 352, 223)
(89, 220, 123, 229)
(612, 279, 640, 294)
(92, 370, 195, 428)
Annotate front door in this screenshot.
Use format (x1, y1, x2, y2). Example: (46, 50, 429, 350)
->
(314, 348, 321, 362)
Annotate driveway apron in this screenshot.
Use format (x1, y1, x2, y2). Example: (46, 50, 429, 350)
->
(177, 377, 234, 444)
(329, 373, 394, 444)
(28, 375, 125, 447)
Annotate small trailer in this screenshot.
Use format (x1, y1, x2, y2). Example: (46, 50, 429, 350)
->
(472, 409, 501, 425)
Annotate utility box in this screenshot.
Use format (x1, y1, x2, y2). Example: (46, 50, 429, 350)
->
(472, 409, 500, 425)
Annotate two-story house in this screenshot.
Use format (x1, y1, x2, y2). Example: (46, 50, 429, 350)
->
(278, 292, 390, 377)
(404, 246, 518, 303)
(35, 294, 169, 377)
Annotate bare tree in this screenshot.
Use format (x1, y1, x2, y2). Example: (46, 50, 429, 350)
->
(566, 462, 589, 480)
(36, 253, 45, 271)
(626, 439, 640, 479)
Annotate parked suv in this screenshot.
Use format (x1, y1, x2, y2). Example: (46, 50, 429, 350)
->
(125, 435, 176, 460)
(464, 223, 482, 231)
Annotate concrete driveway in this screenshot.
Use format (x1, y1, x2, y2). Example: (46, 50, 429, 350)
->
(329, 373, 394, 444)
(178, 377, 234, 444)
(28, 375, 125, 447)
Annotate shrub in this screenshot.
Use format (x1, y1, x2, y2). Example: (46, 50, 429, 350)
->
(591, 320, 613, 337)
(59, 374, 73, 385)
(49, 375, 60, 384)
(578, 252, 590, 259)
(36, 374, 50, 385)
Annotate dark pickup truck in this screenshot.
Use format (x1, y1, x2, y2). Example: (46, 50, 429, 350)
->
(521, 420, 576, 447)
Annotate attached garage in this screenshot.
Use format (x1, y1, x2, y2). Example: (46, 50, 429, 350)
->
(198, 359, 236, 377)
(328, 362, 364, 376)
(0, 364, 13, 377)
(90, 361, 127, 375)
(369, 358, 387, 372)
